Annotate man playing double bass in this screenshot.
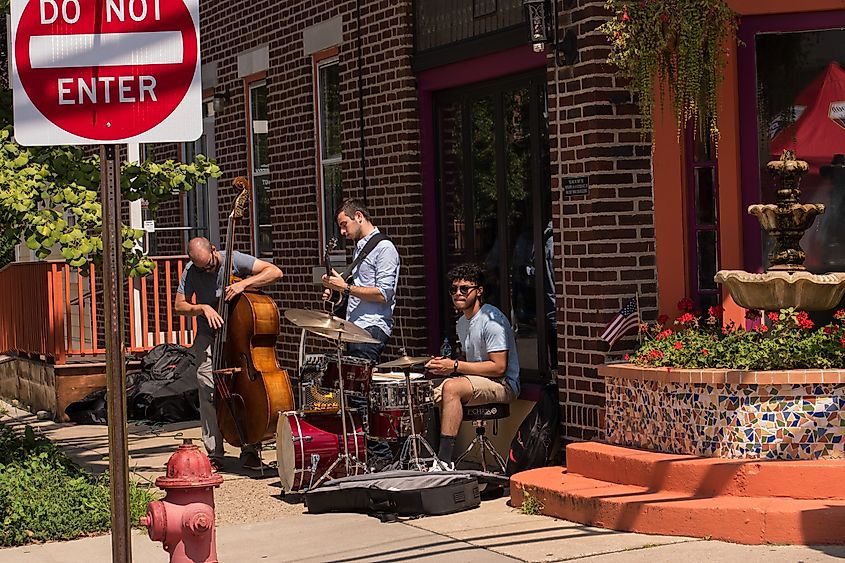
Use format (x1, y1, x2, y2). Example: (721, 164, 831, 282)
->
(175, 236, 284, 471)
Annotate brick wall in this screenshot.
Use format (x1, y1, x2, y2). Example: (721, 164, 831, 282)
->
(550, 0, 658, 441)
(199, 0, 425, 372)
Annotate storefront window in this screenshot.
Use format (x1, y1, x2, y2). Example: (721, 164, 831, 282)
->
(248, 81, 273, 257)
(755, 28, 845, 273)
(317, 60, 342, 248)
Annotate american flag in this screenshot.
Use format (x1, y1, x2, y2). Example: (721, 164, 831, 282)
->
(600, 297, 640, 348)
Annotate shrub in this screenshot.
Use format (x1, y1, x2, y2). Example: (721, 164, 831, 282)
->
(631, 300, 845, 370)
(0, 424, 156, 547)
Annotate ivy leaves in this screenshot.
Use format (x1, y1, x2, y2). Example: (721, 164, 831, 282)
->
(599, 0, 738, 145)
(0, 125, 221, 277)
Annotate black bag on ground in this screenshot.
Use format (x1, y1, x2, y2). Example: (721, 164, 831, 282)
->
(64, 388, 108, 424)
(304, 470, 481, 519)
(506, 382, 560, 476)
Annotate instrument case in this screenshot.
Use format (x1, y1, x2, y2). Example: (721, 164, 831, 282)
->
(304, 470, 480, 518)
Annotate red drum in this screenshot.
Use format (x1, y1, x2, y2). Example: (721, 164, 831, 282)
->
(302, 354, 373, 395)
(368, 373, 433, 442)
(276, 411, 365, 493)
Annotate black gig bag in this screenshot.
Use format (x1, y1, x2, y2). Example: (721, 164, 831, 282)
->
(304, 470, 481, 519)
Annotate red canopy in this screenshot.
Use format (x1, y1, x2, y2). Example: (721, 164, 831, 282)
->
(770, 61, 845, 173)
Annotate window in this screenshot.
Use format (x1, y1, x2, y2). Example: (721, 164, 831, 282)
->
(686, 130, 720, 310)
(248, 80, 273, 257)
(183, 97, 213, 245)
(316, 58, 342, 248)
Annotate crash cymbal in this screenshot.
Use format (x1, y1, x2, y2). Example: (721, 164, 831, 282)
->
(376, 355, 432, 369)
(305, 326, 380, 344)
(284, 308, 379, 344)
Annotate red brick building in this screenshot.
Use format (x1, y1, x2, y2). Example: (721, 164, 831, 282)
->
(149, 0, 658, 443)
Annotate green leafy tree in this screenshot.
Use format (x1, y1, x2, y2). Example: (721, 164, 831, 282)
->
(0, 3, 220, 277)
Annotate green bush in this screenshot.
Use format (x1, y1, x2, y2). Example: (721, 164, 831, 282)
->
(632, 300, 845, 370)
(0, 424, 156, 547)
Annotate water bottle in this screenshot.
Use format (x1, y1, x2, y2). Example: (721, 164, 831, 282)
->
(440, 337, 452, 358)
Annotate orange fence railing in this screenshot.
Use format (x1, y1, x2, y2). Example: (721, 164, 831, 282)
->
(0, 256, 198, 364)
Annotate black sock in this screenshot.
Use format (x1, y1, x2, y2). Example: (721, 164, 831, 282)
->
(437, 435, 456, 463)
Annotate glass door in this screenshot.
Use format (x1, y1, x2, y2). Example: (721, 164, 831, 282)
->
(435, 71, 554, 381)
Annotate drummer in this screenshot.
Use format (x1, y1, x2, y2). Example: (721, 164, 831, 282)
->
(425, 263, 519, 470)
(321, 198, 400, 470)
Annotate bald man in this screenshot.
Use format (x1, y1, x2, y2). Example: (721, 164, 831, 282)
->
(175, 237, 283, 471)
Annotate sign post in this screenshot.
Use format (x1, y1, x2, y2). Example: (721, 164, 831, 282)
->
(11, 2, 202, 562)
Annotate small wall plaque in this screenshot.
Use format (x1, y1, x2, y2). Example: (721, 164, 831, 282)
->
(563, 176, 589, 198)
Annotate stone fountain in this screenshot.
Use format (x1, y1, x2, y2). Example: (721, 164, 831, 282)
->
(715, 150, 845, 311)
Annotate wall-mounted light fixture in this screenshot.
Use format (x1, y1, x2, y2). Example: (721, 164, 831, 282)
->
(212, 87, 230, 114)
(523, 0, 550, 53)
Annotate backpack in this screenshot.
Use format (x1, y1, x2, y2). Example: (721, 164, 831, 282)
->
(506, 382, 560, 475)
(140, 343, 195, 380)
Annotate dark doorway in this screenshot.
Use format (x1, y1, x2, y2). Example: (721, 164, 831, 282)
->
(435, 70, 554, 383)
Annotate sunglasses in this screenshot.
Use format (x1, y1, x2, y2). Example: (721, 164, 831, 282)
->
(197, 253, 218, 272)
(449, 284, 479, 296)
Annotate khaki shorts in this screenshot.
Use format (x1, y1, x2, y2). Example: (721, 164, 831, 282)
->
(433, 375, 515, 406)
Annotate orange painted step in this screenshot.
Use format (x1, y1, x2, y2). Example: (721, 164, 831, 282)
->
(566, 442, 845, 500)
(511, 468, 845, 545)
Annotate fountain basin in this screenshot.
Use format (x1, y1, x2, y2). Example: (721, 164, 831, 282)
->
(715, 270, 845, 311)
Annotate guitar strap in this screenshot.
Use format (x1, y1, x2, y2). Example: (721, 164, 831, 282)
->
(340, 232, 390, 283)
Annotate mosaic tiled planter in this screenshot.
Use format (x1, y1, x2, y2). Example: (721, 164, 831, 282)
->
(598, 364, 845, 460)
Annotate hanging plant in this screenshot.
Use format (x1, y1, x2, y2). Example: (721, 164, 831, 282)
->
(598, 0, 739, 145)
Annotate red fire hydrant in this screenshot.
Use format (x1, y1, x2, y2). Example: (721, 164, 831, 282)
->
(141, 439, 224, 563)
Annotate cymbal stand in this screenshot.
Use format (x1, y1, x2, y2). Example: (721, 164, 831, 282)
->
(312, 328, 368, 487)
(397, 367, 437, 471)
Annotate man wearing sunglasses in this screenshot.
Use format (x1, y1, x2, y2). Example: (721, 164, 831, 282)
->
(175, 236, 284, 472)
(425, 263, 519, 469)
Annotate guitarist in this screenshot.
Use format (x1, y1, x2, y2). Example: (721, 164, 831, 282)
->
(321, 198, 400, 470)
(175, 236, 284, 472)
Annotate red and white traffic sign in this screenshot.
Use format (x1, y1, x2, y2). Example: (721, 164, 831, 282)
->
(11, 0, 201, 146)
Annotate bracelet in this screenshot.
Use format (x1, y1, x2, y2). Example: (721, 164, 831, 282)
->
(452, 359, 459, 375)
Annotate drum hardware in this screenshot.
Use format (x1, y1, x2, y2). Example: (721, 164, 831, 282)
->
(375, 354, 436, 471)
(285, 309, 376, 485)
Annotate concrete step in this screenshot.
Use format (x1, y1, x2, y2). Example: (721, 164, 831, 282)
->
(567, 441, 845, 500)
(511, 467, 845, 545)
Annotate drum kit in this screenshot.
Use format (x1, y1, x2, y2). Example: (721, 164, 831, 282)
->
(277, 308, 436, 493)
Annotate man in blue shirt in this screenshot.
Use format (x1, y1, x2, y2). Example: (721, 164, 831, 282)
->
(175, 237, 284, 472)
(322, 199, 400, 469)
(426, 263, 519, 468)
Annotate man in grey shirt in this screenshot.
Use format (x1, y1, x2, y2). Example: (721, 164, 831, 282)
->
(175, 237, 283, 471)
(426, 263, 519, 468)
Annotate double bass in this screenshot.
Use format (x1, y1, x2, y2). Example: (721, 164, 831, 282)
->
(212, 178, 295, 447)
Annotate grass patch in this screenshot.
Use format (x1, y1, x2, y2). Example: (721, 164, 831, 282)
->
(0, 422, 157, 547)
(520, 489, 545, 516)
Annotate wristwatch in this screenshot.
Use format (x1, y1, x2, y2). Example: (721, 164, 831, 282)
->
(343, 284, 352, 298)
(452, 359, 459, 375)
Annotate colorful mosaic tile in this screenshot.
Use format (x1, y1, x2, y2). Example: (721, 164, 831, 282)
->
(604, 377, 845, 460)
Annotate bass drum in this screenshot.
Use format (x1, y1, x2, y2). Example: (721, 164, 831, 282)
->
(276, 411, 365, 493)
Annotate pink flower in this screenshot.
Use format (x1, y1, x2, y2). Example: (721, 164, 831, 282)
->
(622, 8, 630, 21)
(674, 342, 683, 350)
(624, 353, 630, 361)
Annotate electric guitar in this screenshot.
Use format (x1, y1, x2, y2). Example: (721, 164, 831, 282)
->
(323, 237, 348, 317)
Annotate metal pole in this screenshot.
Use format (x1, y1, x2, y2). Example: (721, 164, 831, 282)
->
(100, 144, 132, 563)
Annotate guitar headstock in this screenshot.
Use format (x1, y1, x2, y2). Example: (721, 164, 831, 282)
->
(231, 177, 251, 219)
(324, 237, 338, 256)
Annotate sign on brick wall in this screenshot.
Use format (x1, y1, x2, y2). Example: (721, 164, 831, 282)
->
(11, 0, 202, 146)
(563, 176, 590, 198)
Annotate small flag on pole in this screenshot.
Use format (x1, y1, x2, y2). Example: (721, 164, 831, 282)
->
(600, 297, 640, 348)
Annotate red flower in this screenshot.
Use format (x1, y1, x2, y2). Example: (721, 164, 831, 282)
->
(799, 318, 814, 330)
(678, 313, 696, 324)
(757, 325, 769, 333)
(835, 309, 845, 321)
(656, 329, 673, 340)
(657, 314, 669, 324)
(674, 342, 683, 350)
(768, 312, 779, 322)
(622, 8, 630, 21)
(825, 326, 835, 334)
(708, 305, 723, 317)
(840, 337, 845, 348)
(624, 353, 630, 361)
(677, 298, 695, 312)
(701, 348, 709, 356)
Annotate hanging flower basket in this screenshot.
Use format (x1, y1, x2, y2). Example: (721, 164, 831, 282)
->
(598, 0, 739, 144)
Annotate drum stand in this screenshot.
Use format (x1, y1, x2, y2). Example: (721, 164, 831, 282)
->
(312, 331, 368, 487)
(396, 367, 437, 471)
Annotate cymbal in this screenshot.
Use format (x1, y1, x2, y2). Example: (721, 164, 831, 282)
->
(284, 309, 379, 344)
(376, 355, 432, 369)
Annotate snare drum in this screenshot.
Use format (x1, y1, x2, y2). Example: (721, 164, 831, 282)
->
(368, 373, 433, 442)
(302, 354, 373, 395)
(276, 411, 365, 493)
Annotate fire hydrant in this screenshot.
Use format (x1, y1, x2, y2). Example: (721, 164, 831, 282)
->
(140, 439, 224, 563)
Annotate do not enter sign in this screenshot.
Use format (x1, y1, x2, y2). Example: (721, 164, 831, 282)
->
(11, 0, 202, 146)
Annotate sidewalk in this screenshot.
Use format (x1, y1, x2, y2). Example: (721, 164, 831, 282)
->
(2, 402, 845, 561)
